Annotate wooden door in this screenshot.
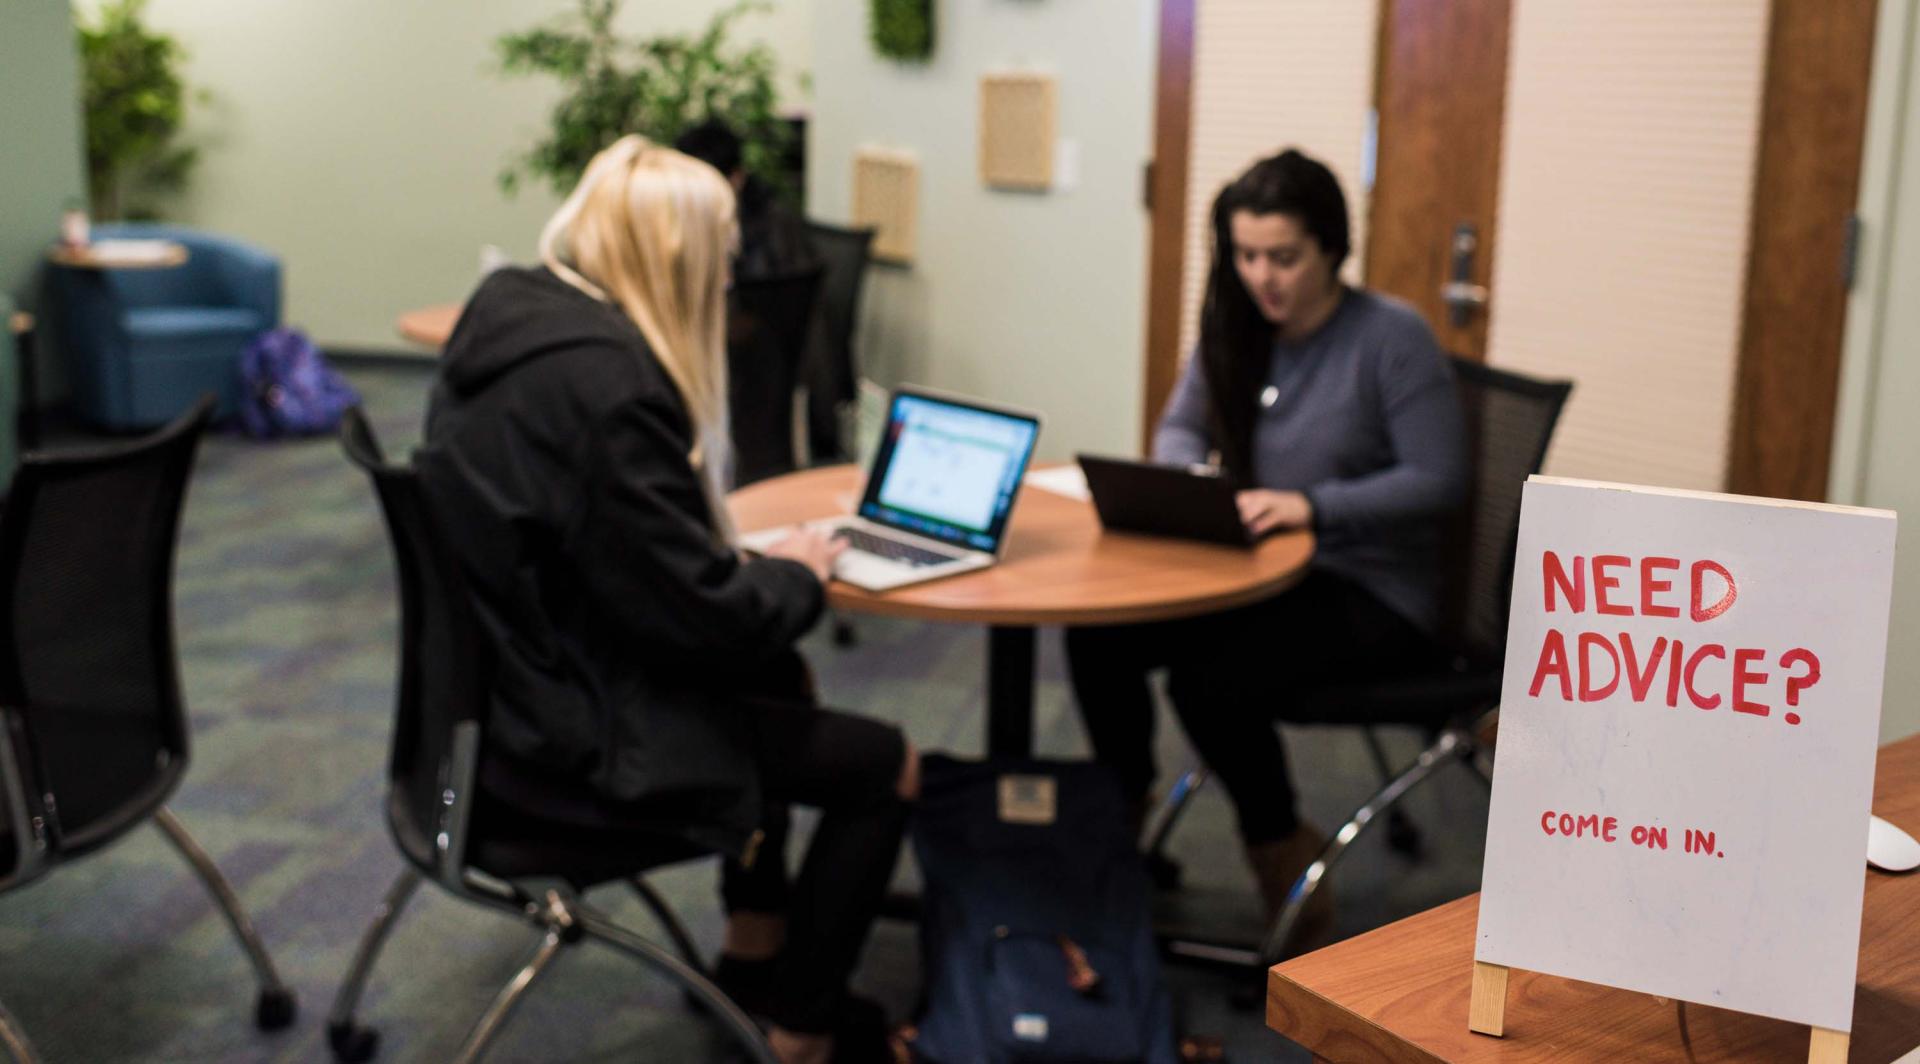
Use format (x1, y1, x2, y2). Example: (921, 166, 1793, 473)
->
(1727, 0, 1879, 501)
(1140, 0, 1195, 449)
(1364, 0, 1514, 360)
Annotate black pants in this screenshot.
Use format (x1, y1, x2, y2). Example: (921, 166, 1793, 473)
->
(480, 691, 905, 1034)
(717, 699, 907, 1032)
(1064, 570, 1438, 845)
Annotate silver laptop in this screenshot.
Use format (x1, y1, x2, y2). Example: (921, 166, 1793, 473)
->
(741, 386, 1042, 591)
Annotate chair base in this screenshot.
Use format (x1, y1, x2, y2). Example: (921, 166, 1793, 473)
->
(1145, 712, 1495, 972)
(0, 804, 286, 1063)
(1261, 718, 1485, 964)
(152, 806, 298, 1021)
(327, 867, 779, 1064)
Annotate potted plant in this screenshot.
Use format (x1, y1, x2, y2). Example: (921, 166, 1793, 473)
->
(496, 0, 793, 199)
(76, 0, 200, 221)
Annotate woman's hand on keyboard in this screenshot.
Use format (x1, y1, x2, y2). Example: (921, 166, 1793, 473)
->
(763, 526, 847, 585)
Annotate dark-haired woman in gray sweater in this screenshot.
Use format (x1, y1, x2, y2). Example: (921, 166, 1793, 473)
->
(1067, 148, 1468, 946)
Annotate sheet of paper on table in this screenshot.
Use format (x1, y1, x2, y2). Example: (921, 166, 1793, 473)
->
(1024, 465, 1089, 501)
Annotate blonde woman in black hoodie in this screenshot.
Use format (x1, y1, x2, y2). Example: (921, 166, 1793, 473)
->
(417, 136, 915, 1064)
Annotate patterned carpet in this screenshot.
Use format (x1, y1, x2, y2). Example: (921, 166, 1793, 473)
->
(0, 362, 1489, 1062)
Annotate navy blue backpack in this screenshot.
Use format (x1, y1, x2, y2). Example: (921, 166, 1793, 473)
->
(237, 327, 360, 438)
(904, 755, 1178, 1064)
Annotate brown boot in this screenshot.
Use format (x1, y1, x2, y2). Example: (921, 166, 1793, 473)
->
(1244, 824, 1335, 953)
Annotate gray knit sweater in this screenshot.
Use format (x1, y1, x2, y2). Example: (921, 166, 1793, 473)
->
(1155, 288, 1469, 635)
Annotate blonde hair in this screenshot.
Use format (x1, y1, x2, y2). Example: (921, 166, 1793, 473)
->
(539, 135, 739, 539)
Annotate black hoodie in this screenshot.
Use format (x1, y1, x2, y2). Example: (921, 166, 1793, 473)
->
(416, 266, 823, 855)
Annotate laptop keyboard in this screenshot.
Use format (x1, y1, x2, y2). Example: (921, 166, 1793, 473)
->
(833, 527, 965, 568)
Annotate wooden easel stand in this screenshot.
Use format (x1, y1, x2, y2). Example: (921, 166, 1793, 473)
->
(1469, 960, 1850, 1063)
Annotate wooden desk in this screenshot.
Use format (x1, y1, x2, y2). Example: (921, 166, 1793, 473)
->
(396, 303, 461, 351)
(1267, 733, 1920, 1063)
(729, 464, 1311, 753)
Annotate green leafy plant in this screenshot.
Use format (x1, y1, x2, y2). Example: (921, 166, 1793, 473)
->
(870, 0, 934, 62)
(496, 0, 792, 199)
(77, 0, 200, 220)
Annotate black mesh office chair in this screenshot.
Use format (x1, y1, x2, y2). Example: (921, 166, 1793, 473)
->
(326, 410, 776, 1064)
(1144, 358, 1573, 966)
(730, 267, 826, 487)
(0, 396, 296, 1064)
(801, 222, 876, 463)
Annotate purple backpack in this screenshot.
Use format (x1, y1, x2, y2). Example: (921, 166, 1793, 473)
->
(238, 328, 360, 438)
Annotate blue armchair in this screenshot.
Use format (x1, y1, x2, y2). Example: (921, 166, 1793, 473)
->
(46, 223, 281, 429)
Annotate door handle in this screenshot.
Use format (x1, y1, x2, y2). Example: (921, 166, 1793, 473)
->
(1441, 222, 1486, 327)
(1442, 281, 1489, 309)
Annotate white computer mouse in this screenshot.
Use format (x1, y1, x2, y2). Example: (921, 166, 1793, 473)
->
(1868, 815, 1920, 872)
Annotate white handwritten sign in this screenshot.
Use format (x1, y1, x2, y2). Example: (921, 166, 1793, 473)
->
(1476, 477, 1897, 1031)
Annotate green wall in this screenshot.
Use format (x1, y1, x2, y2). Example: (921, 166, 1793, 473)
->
(0, 0, 86, 313)
(0, 0, 85, 404)
(807, 0, 1155, 460)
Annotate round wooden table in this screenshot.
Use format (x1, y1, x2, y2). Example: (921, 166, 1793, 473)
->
(729, 464, 1312, 754)
(396, 302, 461, 351)
(46, 241, 189, 270)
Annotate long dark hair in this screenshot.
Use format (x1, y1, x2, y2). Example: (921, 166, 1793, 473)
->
(1197, 148, 1350, 479)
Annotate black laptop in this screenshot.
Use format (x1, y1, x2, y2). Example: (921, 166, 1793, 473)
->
(1077, 454, 1255, 547)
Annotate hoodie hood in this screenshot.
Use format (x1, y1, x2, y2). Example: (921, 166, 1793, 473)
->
(439, 265, 639, 397)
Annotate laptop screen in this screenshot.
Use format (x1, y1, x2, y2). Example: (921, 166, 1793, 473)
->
(858, 389, 1041, 553)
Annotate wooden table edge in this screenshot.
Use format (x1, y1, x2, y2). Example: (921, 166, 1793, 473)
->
(396, 302, 462, 350)
(46, 243, 189, 269)
(820, 560, 1309, 627)
(1268, 965, 1449, 1064)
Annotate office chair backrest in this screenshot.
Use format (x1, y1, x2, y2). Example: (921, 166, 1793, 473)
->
(340, 409, 489, 887)
(728, 266, 825, 486)
(0, 395, 211, 863)
(1444, 357, 1573, 666)
(803, 222, 877, 407)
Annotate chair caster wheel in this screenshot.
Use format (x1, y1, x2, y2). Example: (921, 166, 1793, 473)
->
(255, 987, 297, 1030)
(1385, 810, 1424, 859)
(1145, 852, 1183, 891)
(328, 1020, 380, 1063)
